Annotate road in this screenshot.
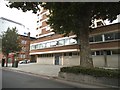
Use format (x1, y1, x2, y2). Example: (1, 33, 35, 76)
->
(1, 69, 118, 90)
(2, 69, 76, 88)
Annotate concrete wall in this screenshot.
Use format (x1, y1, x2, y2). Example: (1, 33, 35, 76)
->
(36, 54, 119, 68)
(93, 55, 119, 68)
(37, 57, 54, 65)
(63, 55, 80, 66)
(107, 55, 119, 68)
(93, 56, 105, 67)
(59, 72, 119, 87)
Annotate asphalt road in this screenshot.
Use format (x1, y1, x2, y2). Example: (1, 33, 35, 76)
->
(1, 69, 118, 90)
(2, 69, 75, 88)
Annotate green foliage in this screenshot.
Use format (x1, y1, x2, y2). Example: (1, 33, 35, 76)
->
(41, 2, 120, 36)
(8, 2, 120, 31)
(1, 27, 21, 55)
(60, 66, 119, 78)
(7, 2, 41, 14)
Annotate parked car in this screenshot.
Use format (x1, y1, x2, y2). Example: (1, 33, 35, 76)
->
(19, 60, 30, 64)
(27, 60, 30, 63)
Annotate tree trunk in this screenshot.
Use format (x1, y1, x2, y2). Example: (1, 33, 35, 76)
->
(79, 16, 93, 68)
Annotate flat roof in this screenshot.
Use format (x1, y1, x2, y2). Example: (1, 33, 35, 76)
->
(0, 17, 25, 27)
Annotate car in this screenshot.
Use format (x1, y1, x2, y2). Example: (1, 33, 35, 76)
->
(27, 60, 30, 63)
(19, 60, 30, 64)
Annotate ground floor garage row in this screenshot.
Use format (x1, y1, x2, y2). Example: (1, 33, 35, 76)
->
(30, 49, 119, 68)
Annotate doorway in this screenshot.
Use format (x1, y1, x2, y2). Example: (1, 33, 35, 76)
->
(54, 54, 62, 65)
(55, 55, 59, 65)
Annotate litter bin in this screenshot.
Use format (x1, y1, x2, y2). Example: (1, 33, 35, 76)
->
(14, 61, 18, 68)
(1, 59, 5, 67)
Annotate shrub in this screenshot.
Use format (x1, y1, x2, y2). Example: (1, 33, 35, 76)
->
(60, 66, 119, 78)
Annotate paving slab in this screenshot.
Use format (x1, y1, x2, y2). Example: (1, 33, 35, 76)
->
(6, 63, 64, 77)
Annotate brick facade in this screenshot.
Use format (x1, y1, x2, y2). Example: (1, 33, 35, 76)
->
(17, 33, 35, 61)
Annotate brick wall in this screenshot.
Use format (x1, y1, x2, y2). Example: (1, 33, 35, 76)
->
(17, 35, 30, 61)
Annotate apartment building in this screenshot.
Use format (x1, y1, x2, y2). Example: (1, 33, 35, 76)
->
(30, 8, 120, 68)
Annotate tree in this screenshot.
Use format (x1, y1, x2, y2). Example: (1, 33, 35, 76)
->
(1, 27, 21, 67)
(7, 2, 120, 68)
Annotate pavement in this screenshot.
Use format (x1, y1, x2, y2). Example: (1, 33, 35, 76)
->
(1, 63, 119, 88)
(2, 63, 64, 77)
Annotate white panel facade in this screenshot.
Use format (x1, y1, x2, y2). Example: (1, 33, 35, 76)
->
(37, 57, 54, 65)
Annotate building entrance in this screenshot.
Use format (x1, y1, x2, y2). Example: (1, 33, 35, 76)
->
(55, 55, 59, 65)
(54, 54, 62, 65)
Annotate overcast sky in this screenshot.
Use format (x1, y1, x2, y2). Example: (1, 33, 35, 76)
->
(0, 0, 37, 37)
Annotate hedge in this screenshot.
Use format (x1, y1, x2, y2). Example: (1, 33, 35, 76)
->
(60, 66, 120, 78)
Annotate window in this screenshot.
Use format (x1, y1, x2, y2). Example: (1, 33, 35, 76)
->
(35, 45, 39, 49)
(89, 37, 94, 42)
(21, 40, 27, 44)
(104, 33, 114, 41)
(38, 44, 42, 49)
(64, 53, 67, 56)
(38, 55, 41, 57)
(115, 32, 120, 40)
(46, 42, 51, 48)
(69, 38, 77, 44)
(41, 43, 46, 48)
(91, 51, 95, 56)
(31, 45, 35, 50)
(48, 54, 53, 57)
(112, 49, 120, 54)
(89, 35, 102, 42)
(96, 51, 103, 55)
(57, 39, 65, 46)
(96, 51, 100, 55)
(69, 52, 72, 56)
(94, 35, 102, 42)
(65, 39, 70, 45)
(42, 54, 44, 57)
(72, 52, 78, 56)
(106, 50, 112, 55)
(51, 41, 57, 47)
(64, 53, 69, 56)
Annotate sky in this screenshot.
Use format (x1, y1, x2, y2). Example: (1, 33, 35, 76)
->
(0, 0, 37, 37)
